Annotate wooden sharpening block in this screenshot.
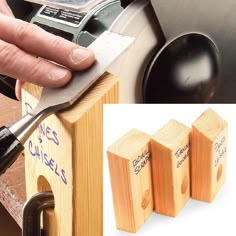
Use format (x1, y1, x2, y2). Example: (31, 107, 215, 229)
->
(107, 129, 153, 233)
(21, 73, 118, 236)
(151, 120, 191, 217)
(191, 108, 228, 202)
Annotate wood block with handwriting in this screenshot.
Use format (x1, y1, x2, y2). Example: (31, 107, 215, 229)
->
(107, 129, 153, 233)
(191, 108, 228, 202)
(21, 73, 118, 236)
(151, 120, 191, 217)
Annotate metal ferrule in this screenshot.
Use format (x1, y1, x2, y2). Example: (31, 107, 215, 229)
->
(8, 109, 51, 145)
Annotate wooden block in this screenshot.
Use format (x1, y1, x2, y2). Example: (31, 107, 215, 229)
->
(191, 108, 228, 202)
(107, 129, 153, 233)
(151, 120, 191, 217)
(21, 73, 118, 236)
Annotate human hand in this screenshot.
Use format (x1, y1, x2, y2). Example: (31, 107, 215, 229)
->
(0, 0, 95, 100)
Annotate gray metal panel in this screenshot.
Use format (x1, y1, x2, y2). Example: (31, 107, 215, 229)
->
(152, 0, 236, 102)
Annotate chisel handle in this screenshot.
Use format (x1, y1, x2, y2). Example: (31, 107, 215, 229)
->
(0, 111, 49, 176)
(0, 126, 24, 175)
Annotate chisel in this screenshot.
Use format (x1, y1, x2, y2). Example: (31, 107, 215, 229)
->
(0, 30, 134, 175)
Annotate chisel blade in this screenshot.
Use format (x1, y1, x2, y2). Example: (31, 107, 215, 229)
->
(33, 30, 135, 114)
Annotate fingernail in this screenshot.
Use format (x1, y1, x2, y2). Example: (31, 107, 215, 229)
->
(71, 47, 91, 64)
(48, 68, 69, 81)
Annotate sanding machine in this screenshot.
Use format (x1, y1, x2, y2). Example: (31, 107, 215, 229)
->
(2, 0, 236, 103)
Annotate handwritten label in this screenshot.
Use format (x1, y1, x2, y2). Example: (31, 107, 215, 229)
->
(25, 102, 33, 114)
(214, 136, 226, 167)
(37, 123, 59, 146)
(28, 140, 67, 185)
(133, 150, 151, 175)
(25, 102, 68, 185)
(175, 143, 190, 168)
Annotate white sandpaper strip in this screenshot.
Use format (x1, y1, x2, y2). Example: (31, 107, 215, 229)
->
(34, 30, 135, 114)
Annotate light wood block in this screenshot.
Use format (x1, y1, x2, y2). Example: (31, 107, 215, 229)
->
(151, 120, 191, 217)
(21, 73, 118, 236)
(107, 129, 153, 233)
(191, 108, 228, 202)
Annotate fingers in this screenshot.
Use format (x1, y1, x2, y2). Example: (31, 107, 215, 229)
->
(15, 80, 24, 101)
(0, 0, 14, 17)
(0, 8, 95, 99)
(0, 13, 95, 71)
(0, 39, 72, 89)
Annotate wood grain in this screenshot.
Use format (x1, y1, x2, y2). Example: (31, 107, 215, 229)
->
(0, 94, 26, 227)
(22, 73, 118, 236)
(191, 108, 228, 202)
(107, 129, 153, 233)
(151, 120, 190, 217)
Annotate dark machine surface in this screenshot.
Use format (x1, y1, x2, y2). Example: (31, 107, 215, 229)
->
(152, 0, 236, 102)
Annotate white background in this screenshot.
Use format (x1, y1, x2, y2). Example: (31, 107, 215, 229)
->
(103, 104, 236, 236)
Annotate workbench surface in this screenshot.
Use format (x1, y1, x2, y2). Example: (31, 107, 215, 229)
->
(0, 94, 26, 227)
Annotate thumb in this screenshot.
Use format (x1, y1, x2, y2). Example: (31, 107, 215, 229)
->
(15, 80, 25, 101)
